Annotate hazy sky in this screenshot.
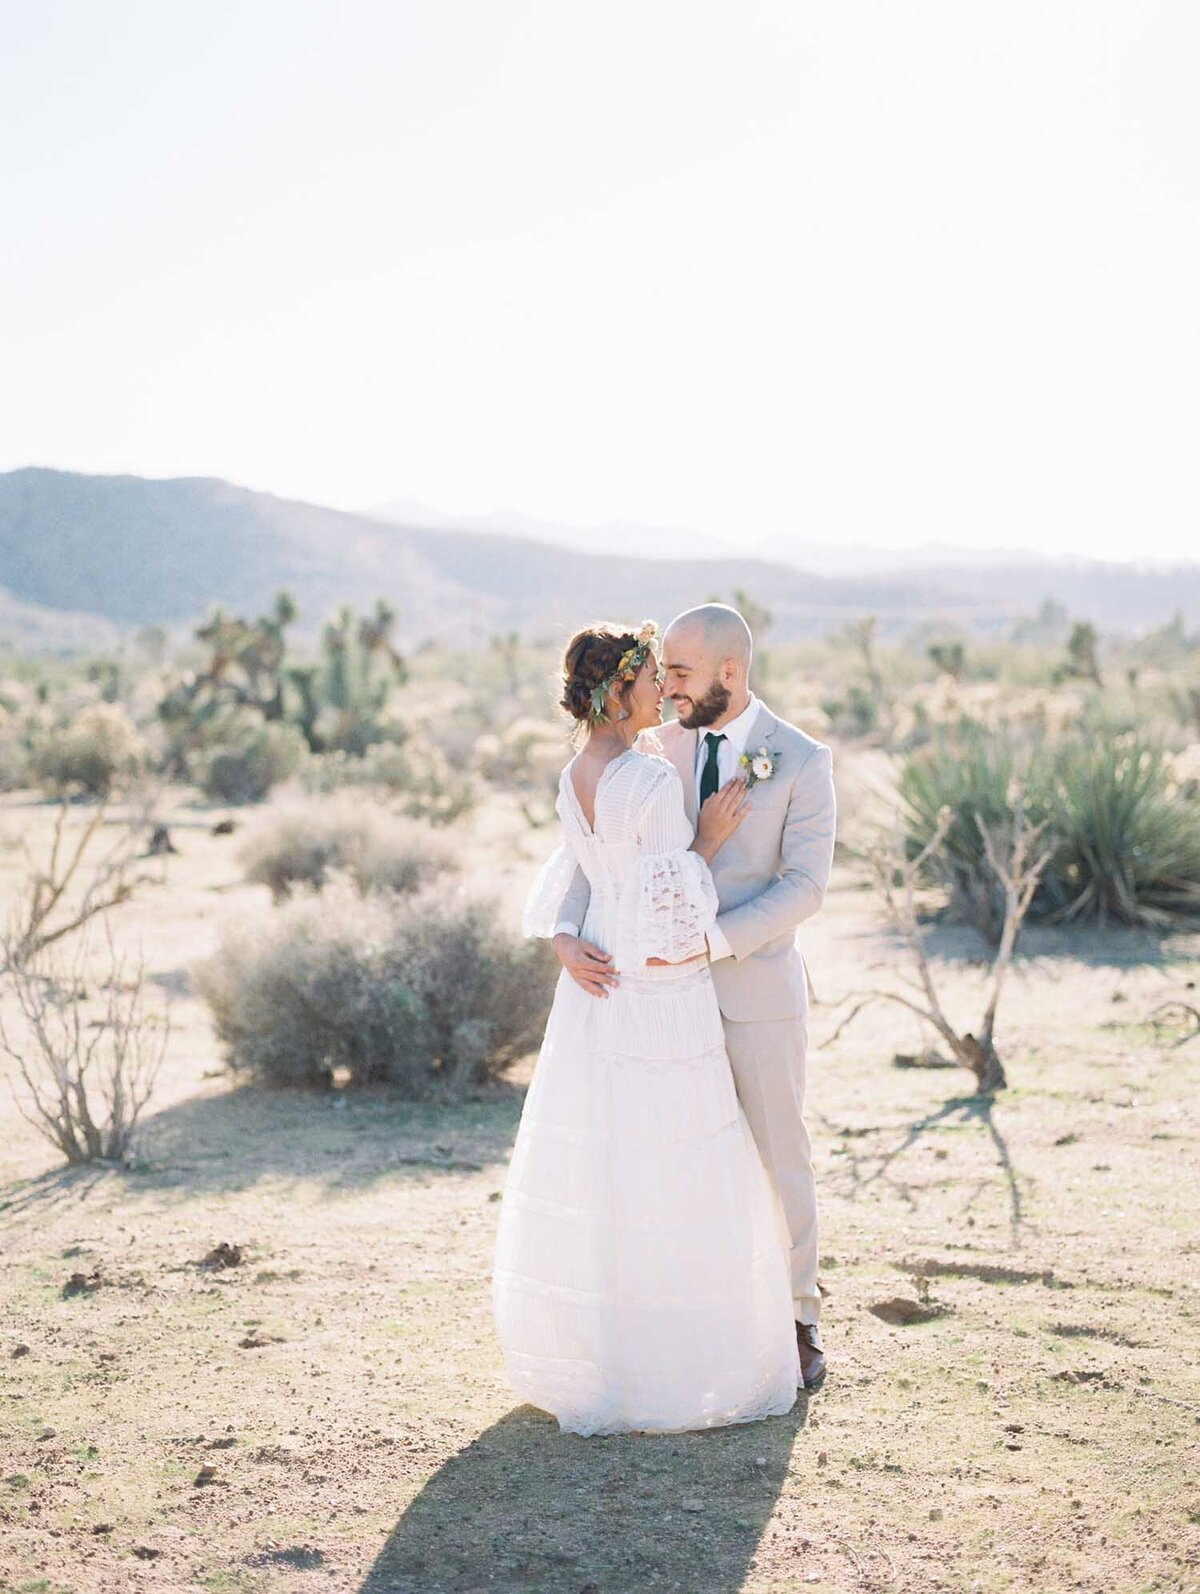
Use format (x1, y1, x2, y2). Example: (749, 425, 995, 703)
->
(3, 0, 1197, 560)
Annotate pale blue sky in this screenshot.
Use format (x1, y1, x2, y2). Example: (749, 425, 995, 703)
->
(2, 0, 1197, 559)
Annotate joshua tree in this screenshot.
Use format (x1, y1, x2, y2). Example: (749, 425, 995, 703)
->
(491, 632, 522, 697)
(158, 591, 298, 767)
(1061, 621, 1102, 686)
(927, 641, 965, 681)
(306, 600, 408, 755)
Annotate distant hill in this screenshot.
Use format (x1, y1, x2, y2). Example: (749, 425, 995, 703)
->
(0, 584, 120, 655)
(369, 498, 737, 563)
(372, 498, 1200, 631)
(0, 467, 1195, 650)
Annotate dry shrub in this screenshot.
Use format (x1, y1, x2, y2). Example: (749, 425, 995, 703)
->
(240, 796, 457, 902)
(190, 719, 306, 804)
(32, 703, 144, 797)
(474, 717, 569, 824)
(195, 881, 556, 1094)
(300, 741, 475, 826)
(0, 920, 168, 1164)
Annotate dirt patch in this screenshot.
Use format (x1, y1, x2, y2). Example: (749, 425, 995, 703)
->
(1, 792, 1198, 1592)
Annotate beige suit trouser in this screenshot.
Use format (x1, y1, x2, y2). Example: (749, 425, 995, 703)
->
(721, 1010, 821, 1325)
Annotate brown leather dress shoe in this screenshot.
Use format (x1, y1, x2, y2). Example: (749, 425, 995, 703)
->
(796, 1320, 826, 1392)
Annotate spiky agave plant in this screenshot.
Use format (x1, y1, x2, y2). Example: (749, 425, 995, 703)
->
(896, 719, 1046, 943)
(1043, 732, 1200, 927)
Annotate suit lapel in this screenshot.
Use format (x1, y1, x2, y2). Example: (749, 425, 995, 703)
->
(668, 725, 699, 828)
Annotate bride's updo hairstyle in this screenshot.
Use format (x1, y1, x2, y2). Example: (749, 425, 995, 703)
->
(560, 623, 641, 724)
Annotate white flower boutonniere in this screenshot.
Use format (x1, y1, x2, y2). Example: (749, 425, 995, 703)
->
(739, 746, 778, 788)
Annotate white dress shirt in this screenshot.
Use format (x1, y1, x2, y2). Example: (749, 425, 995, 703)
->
(554, 693, 760, 963)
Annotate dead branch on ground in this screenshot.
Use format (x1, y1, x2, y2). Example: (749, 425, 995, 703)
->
(820, 796, 1053, 1092)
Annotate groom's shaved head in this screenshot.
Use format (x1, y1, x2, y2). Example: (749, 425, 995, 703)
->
(661, 604, 754, 729)
(665, 604, 753, 668)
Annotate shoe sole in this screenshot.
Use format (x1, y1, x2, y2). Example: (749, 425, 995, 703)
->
(802, 1366, 826, 1393)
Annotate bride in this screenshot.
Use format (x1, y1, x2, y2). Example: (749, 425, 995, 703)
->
(491, 620, 800, 1436)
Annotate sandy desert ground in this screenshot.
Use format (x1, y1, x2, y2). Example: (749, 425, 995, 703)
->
(1, 790, 1199, 1594)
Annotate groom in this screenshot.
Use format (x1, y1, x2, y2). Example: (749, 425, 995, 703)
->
(553, 604, 837, 1393)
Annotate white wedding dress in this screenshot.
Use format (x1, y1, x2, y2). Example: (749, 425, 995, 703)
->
(492, 748, 799, 1437)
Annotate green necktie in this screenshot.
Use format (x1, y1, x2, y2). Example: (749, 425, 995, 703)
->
(700, 732, 726, 805)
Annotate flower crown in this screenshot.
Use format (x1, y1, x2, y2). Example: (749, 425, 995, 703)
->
(587, 620, 660, 721)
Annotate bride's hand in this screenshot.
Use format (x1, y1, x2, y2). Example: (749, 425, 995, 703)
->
(693, 775, 750, 862)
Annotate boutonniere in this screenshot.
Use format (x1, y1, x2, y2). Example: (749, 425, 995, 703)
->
(739, 746, 778, 788)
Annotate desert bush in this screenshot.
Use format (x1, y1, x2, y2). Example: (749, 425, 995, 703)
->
(32, 703, 144, 796)
(474, 716, 568, 823)
(195, 882, 556, 1094)
(300, 741, 475, 825)
(0, 707, 33, 791)
(240, 797, 457, 902)
(190, 718, 306, 803)
(898, 723, 1200, 936)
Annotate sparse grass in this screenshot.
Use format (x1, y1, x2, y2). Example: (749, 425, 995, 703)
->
(1, 781, 1198, 1593)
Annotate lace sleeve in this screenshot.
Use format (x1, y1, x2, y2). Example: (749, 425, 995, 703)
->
(634, 763, 719, 963)
(521, 843, 581, 939)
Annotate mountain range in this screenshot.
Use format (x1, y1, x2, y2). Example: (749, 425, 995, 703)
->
(0, 467, 1196, 652)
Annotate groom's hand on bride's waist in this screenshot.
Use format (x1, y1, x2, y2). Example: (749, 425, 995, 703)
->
(553, 933, 618, 998)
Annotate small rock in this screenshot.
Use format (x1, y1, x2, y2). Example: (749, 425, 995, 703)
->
(929, 1507, 943, 1521)
(817, 1451, 828, 1467)
(200, 1243, 243, 1270)
(680, 1498, 703, 1513)
(91, 1522, 114, 1534)
(37, 1428, 57, 1441)
(194, 1464, 218, 1487)
(63, 1270, 103, 1297)
(212, 818, 237, 835)
(11, 1343, 30, 1358)
(869, 1296, 941, 1326)
(133, 1544, 162, 1559)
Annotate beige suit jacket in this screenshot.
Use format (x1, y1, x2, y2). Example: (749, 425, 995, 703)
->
(557, 703, 836, 1022)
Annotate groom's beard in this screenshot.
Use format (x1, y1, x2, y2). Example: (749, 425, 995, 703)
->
(672, 678, 730, 729)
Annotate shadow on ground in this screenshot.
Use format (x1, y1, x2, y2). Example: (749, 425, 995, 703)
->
(0, 1079, 525, 1218)
(362, 1403, 802, 1593)
(816, 1089, 1025, 1235)
(838, 911, 1189, 973)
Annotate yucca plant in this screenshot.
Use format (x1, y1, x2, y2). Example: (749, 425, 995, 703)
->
(898, 722, 1200, 938)
(896, 720, 1046, 941)
(1043, 734, 1200, 927)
